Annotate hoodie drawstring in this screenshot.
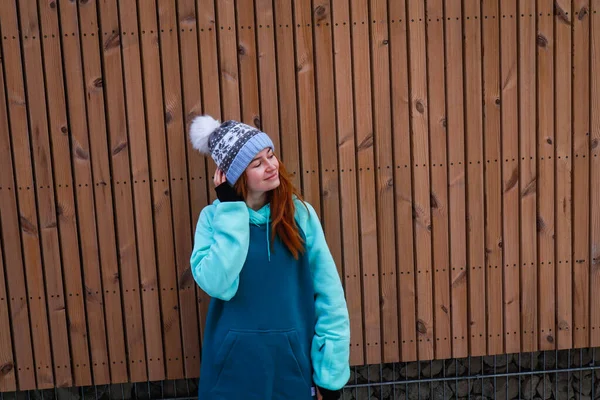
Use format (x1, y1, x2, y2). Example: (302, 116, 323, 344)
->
(266, 219, 271, 262)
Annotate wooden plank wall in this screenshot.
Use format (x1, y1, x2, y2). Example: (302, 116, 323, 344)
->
(0, 0, 599, 390)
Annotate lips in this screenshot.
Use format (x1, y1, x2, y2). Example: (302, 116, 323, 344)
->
(266, 172, 278, 180)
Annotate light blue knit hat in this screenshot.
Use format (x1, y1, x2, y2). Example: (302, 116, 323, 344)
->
(189, 115, 274, 185)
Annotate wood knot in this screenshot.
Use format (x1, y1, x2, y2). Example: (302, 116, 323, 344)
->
(415, 99, 425, 114)
(93, 77, 103, 88)
(237, 44, 246, 56)
(314, 5, 328, 22)
(495, 98, 501, 105)
(0, 362, 14, 375)
(547, 137, 553, 145)
(112, 141, 128, 155)
(536, 216, 545, 232)
(430, 193, 439, 209)
(558, 320, 570, 331)
(412, 205, 419, 220)
(441, 305, 449, 314)
(61, 126, 68, 135)
(80, 0, 88, 4)
(546, 334, 554, 343)
(591, 138, 599, 150)
(357, 133, 374, 151)
(253, 116, 261, 129)
(49, 1, 56, 8)
(498, 240, 503, 248)
(536, 34, 548, 48)
(417, 320, 427, 334)
(75, 145, 89, 160)
(104, 32, 121, 52)
(20, 216, 38, 235)
(382, 39, 389, 45)
(165, 110, 173, 124)
(578, 7, 588, 20)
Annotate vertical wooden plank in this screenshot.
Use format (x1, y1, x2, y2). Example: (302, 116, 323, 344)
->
(312, 0, 343, 279)
(554, 0, 573, 350)
(215, 0, 240, 121)
(1, 0, 54, 389)
(97, 0, 148, 382)
(235, 0, 261, 129)
(196, 0, 221, 337)
(572, 0, 591, 349)
(0, 22, 36, 391)
(500, 0, 521, 354)
(481, 0, 503, 356)
(156, 0, 199, 379)
(463, 0, 487, 356)
(591, 0, 600, 346)
(518, 0, 539, 353)
(425, 0, 451, 360)
(78, 0, 129, 382)
(536, 0, 556, 351)
(0, 211, 16, 392)
(18, 0, 74, 386)
(209, 0, 239, 206)
(178, 0, 207, 377)
(57, 0, 111, 384)
(406, 0, 434, 361)
(255, 0, 281, 151)
(37, 0, 92, 385)
(273, 0, 301, 186)
(330, 0, 364, 366)
(444, 0, 468, 359)
(389, 0, 417, 362)
(137, 0, 184, 379)
(117, 0, 166, 381)
(368, 0, 399, 363)
(350, 0, 381, 365)
(293, 0, 321, 209)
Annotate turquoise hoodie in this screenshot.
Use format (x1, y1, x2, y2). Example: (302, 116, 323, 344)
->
(190, 198, 350, 397)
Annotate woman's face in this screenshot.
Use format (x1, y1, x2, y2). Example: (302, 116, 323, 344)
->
(245, 148, 280, 194)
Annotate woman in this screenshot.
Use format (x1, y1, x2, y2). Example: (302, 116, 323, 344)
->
(189, 116, 350, 400)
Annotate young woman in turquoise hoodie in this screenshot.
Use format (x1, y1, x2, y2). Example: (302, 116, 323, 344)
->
(188, 116, 350, 400)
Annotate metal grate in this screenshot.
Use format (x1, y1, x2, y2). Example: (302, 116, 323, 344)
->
(2, 348, 599, 399)
(341, 348, 600, 399)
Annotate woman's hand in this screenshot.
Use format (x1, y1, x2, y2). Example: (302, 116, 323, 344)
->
(317, 387, 341, 400)
(213, 168, 227, 187)
(213, 168, 243, 202)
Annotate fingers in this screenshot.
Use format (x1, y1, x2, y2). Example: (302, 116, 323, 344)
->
(213, 168, 226, 186)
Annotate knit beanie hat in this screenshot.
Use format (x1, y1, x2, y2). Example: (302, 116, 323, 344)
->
(189, 115, 274, 185)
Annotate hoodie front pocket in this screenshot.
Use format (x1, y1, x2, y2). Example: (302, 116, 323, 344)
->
(285, 330, 312, 388)
(211, 331, 238, 386)
(209, 329, 313, 399)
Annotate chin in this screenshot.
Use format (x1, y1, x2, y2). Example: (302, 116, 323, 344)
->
(265, 177, 280, 191)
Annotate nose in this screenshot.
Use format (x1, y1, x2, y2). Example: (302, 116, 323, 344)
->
(265, 158, 276, 170)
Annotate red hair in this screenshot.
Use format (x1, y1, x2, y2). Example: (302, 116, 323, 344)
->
(234, 158, 306, 259)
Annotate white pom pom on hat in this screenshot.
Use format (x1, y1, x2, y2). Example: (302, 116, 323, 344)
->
(189, 115, 221, 154)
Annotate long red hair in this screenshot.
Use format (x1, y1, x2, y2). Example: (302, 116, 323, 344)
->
(234, 159, 306, 259)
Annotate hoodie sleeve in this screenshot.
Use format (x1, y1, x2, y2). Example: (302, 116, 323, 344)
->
(190, 201, 250, 301)
(297, 200, 351, 391)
